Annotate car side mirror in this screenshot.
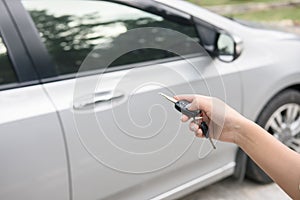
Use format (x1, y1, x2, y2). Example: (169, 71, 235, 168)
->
(216, 33, 243, 62)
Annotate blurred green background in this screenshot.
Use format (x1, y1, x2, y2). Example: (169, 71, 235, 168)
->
(186, 0, 300, 27)
(188, 0, 288, 6)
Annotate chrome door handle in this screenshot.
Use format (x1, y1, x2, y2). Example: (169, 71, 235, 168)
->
(73, 91, 124, 109)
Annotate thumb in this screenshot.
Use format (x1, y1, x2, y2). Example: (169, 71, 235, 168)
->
(187, 98, 200, 111)
(188, 97, 212, 115)
(174, 95, 200, 111)
(175, 95, 212, 115)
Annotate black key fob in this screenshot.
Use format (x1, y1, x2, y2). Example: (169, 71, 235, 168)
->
(175, 100, 201, 118)
(200, 121, 209, 138)
(159, 93, 216, 149)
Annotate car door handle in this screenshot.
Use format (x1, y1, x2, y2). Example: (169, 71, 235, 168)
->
(73, 91, 124, 110)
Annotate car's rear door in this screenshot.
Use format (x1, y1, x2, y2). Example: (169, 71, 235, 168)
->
(0, 1, 70, 199)
(18, 0, 242, 199)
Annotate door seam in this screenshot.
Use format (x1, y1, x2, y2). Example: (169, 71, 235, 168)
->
(41, 85, 73, 200)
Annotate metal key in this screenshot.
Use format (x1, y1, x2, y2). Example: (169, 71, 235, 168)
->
(159, 93, 201, 118)
(159, 92, 216, 149)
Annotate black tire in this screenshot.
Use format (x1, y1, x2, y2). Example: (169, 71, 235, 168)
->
(246, 89, 300, 183)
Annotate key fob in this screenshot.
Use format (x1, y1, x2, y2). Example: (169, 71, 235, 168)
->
(200, 121, 209, 138)
(175, 100, 201, 118)
(159, 93, 215, 148)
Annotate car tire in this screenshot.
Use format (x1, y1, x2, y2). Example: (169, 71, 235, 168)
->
(246, 89, 300, 183)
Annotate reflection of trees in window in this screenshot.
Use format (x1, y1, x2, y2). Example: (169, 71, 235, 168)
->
(29, 9, 198, 75)
(0, 39, 17, 85)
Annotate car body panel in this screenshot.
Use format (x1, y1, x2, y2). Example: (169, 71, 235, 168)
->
(42, 55, 240, 199)
(0, 85, 70, 200)
(237, 39, 300, 121)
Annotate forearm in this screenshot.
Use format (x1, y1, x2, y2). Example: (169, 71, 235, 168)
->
(235, 118, 300, 199)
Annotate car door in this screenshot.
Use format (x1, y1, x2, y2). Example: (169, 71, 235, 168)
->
(18, 1, 242, 199)
(0, 1, 69, 200)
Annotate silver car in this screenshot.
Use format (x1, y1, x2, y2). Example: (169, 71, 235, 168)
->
(1, 0, 300, 199)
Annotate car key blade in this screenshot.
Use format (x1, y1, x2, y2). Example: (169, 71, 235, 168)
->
(208, 137, 216, 149)
(158, 92, 177, 103)
(199, 121, 216, 149)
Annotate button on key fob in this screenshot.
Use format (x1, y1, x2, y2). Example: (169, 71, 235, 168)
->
(175, 100, 201, 118)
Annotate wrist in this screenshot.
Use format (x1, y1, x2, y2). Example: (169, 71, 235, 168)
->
(233, 117, 253, 146)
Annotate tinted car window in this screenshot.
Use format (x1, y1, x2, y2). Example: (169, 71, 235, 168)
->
(0, 36, 17, 85)
(22, 1, 199, 76)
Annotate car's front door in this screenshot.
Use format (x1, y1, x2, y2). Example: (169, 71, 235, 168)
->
(20, 1, 242, 199)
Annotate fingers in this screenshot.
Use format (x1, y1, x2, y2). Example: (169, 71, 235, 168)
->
(174, 94, 211, 113)
(181, 115, 203, 123)
(176, 94, 213, 139)
(189, 122, 204, 138)
(174, 95, 195, 102)
(174, 95, 199, 110)
(189, 122, 198, 132)
(195, 128, 204, 138)
(180, 115, 190, 122)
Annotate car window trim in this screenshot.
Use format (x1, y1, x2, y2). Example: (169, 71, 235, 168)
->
(39, 52, 203, 84)
(0, 81, 42, 92)
(5, 0, 57, 80)
(108, 0, 193, 26)
(0, 0, 39, 87)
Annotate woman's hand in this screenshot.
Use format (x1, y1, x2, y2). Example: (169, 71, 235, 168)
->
(175, 94, 248, 144)
(175, 94, 300, 199)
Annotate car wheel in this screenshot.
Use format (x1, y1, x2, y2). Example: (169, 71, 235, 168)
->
(246, 89, 300, 183)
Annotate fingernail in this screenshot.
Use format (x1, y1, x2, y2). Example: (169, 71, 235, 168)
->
(186, 103, 191, 109)
(196, 133, 203, 138)
(180, 116, 184, 121)
(191, 124, 197, 131)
